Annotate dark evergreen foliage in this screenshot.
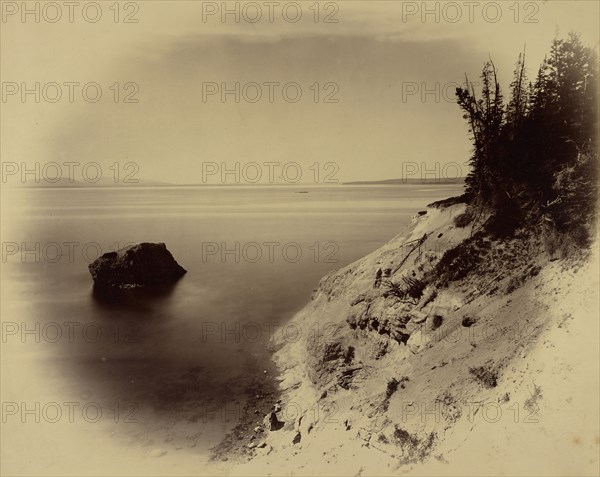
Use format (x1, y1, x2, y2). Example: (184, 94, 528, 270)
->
(455, 33, 598, 249)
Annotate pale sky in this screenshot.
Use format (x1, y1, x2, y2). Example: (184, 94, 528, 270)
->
(1, 0, 598, 184)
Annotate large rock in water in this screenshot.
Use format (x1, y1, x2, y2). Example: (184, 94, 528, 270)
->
(88, 242, 186, 289)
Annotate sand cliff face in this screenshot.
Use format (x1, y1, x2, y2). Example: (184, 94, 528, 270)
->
(232, 203, 600, 476)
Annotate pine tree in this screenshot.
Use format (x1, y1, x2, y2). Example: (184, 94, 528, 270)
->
(455, 61, 504, 208)
(506, 51, 529, 131)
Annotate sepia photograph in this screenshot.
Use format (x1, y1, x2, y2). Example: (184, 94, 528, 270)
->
(1, 1, 599, 475)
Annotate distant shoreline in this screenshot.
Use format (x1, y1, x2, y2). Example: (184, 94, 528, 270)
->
(343, 177, 465, 185)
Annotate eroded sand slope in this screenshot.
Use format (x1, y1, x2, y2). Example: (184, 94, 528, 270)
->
(232, 203, 600, 476)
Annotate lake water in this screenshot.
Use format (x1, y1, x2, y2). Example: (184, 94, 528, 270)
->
(0, 184, 461, 475)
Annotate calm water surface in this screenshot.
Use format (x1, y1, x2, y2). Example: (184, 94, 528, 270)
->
(0, 184, 462, 462)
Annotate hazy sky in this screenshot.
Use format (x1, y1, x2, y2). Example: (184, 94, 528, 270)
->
(1, 1, 598, 184)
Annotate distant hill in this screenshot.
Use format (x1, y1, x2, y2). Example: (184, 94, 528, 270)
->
(343, 177, 465, 185)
